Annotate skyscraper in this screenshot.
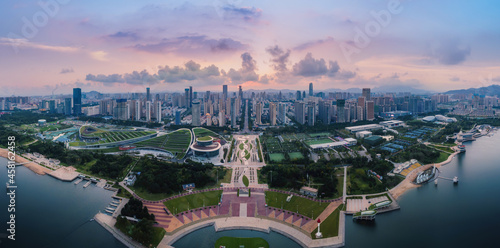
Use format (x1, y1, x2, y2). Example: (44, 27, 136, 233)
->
(362, 88, 371, 101)
(309, 82, 313, 96)
(278, 103, 286, 123)
(73, 88, 82, 116)
(146, 87, 151, 102)
(223, 85, 228, 100)
(318, 100, 331, 125)
(192, 100, 201, 126)
(155, 101, 162, 123)
(114, 99, 129, 120)
(336, 99, 346, 123)
(231, 97, 237, 128)
(366, 100, 375, 120)
(175, 110, 181, 125)
(189, 86, 193, 108)
(135, 101, 141, 121)
(238, 85, 243, 99)
(296, 90, 301, 101)
(307, 101, 315, 126)
(294, 101, 306, 125)
(255, 102, 262, 125)
(146, 101, 151, 122)
(185, 88, 190, 108)
(269, 102, 277, 125)
(64, 98, 72, 115)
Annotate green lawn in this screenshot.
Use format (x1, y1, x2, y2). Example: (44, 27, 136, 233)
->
(305, 138, 333, 146)
(310, 204, 343, 239)
(198, 136, 212, 141)
(265, 191, 328, 219)
(164, 190, 222, 214)
(214, 237, 269, 248)
(239, 143, 244, 150)
(434, 152, 451, 163)
(242, 175, 249, 187)
(129, 186, 172, 201)
(269, 153, 285, 162)
(151, 227, 166, 247)
(288, 152, 304, 160)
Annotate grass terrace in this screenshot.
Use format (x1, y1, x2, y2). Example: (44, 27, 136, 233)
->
(135, 128, 192, 159)
(310, 204, 343, 239)
(74, 125, 155, 146)
(197, 136, 212, 141)
(163, 190, 222, 214)
(265, 191, 328, 219)
(192, 127, 227, 144)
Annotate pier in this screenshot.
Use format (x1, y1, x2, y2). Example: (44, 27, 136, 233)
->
(438, 176, 459, 184)
(74, 178, 83, 185)
(83, 180, 92, 188)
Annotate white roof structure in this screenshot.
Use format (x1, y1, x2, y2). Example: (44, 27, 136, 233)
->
(345, 124, 383, 133)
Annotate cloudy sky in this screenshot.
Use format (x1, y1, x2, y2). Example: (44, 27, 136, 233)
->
(1, 0, 500, 96)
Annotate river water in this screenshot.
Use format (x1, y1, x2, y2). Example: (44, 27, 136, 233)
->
(2, 132, 499, 247)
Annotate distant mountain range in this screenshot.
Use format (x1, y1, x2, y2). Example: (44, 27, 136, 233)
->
(248, 85, 432, 95)
(444, 84, 500, 96)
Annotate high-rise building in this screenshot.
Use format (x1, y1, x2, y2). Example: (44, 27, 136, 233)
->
(269, 102, 277, 125)
(189, 86, 193, 108)
(174, 110, 181, 125)
(155, 101, 162, 123)
(294, 101, 306, 125)
(64, 98, 72, 115)
(219, 110, 226, 127)
(135, 101, 141, 121)
(278, 103, 286, 123)
(336, 99, 346, 123)
(192, 100, 201, 126)
(185, 88, 190, 108)
(146, 101, 152, 122)
(48, 100, 56, 114)
(73, 88, 82, 116)
(362, 88, 371, 101)
(114, 99, 129, 120)
(318, 100, 331, 125)
(255, 102, 262, 125)
(366, 101, 375, 120)
(146, 87, 151, 102)
(238, 85, 243, 99)
(223, 85, 228, 100)
(307, 101, 315, 126)
(309, 82, 313, 96)
(231, 97, 237, 128)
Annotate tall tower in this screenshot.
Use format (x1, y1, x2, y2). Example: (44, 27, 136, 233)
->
(146, 87, 151, 102)
(366, 101, 375, 120)
(307, 101, 315, 126)
(231, 97, 237, 128)
(255, 102, 262, 125)
(64, 98, 72, 115)
(146, 101, 151, 122)
(294, 101, 306, 125)
(238, 85, 243, 99)
(73, 88, 82, 116)
(223, 85, 228, 100)
(362, 88, 371, 101)
(309, 82, 313, 97)
(156, 101, 162, 123)
(135, 101, 141, 121)
(189, 86, 193, 108)
(192, 100, 201, 126)
(269, 102, 277, 126)
(185, 88, 190, 108)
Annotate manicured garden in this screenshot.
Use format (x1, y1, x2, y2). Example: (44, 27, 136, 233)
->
(135, 128, 192, 159)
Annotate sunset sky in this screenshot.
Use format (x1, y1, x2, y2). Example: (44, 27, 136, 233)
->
(1, 0, 500, 96)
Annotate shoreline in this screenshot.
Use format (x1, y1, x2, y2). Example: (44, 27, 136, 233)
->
(389, 150, 459, 200)
(0, 148, 52, 175)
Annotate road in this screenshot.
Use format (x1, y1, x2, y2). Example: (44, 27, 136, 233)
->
(343, 166, 347, 203)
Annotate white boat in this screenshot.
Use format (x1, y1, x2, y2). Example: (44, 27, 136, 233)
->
(453, 176, 459, 184)
(434, 179, 438, 186)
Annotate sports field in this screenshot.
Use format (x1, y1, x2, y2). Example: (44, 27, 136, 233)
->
(288, 152, 304, 160)
(269, 153, 285, 162)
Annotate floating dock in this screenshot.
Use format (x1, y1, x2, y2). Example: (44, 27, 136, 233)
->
(83, 180, 92, 188)
(74, 178, 83, 185)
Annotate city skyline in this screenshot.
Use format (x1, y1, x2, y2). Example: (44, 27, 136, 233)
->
(1, 0, 500, 96)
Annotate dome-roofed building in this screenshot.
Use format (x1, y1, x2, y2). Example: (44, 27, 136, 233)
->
(190, 136, 221, 158)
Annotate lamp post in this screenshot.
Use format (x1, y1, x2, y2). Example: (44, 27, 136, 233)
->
(315, 218, 323, 238)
